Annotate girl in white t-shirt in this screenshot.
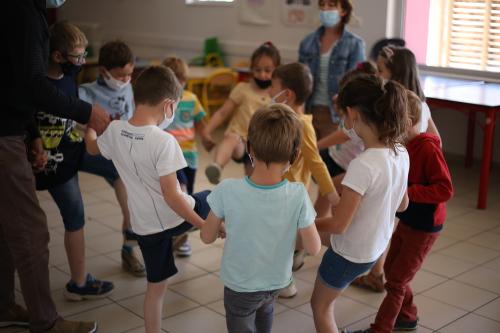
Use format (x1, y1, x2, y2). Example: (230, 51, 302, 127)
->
(310, 75, 410, 333)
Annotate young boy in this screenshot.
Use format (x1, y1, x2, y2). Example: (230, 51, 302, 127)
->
(31, 21, 114, 301)
(269, 62, 340, 297)
(79, 40, 145, 276)
(354, 91, 453, 333)
(162, 57, 207, 257)
(201, 104, 321, 333)
(85, 66, 212, 333)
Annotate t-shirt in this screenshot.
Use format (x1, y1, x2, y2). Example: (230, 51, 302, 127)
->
(311, 46, 333, 106)
(207, 177, 316, 292)
(331, 147, 409, 263)
(226, 82, 270, 140)
(419, 101, 431, 133)
(166, 90, 206, 169)
(35, 75, 85, 190)
(97, 120, 195, 235)
(79, 77, 135, 120)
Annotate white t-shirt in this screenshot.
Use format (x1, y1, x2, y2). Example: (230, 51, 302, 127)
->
(97, 120, 195, 235)
(331, 146, 409, 263)
(419, 101, 431, 133)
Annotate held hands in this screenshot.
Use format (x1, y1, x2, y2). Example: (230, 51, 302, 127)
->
(88, 104, 111, 135)
(201, 130, 216, 152)
(29, 138, 48, 172)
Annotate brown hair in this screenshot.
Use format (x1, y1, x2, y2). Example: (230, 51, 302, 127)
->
(379, 46, 425, 101)
(133, 66, 182, 106)
(247, 104, 302, 165)
(319, 0, 354, 25)
(98, 40, 134, 70)
(406, 90, 422, 127)
(162, 57, 189, 83)
(49, 21, 88, 54)
(272, 63, 313, 104)
(337, 74, 408, 151)
(250, 42, 281, 69)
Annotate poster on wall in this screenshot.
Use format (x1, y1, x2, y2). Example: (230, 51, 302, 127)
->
(238, 0, 273, 26)
(281, 0, 316, 27)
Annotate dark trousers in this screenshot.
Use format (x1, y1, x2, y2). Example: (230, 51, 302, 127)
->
(371, 223, 439, 333)
(0, 136, 59, 332)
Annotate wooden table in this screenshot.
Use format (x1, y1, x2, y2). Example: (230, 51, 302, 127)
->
(422, 75, 500, 209)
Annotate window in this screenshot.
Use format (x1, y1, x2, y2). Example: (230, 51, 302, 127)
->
(424, 0, 500, 72)
(186, 0, 234, 4)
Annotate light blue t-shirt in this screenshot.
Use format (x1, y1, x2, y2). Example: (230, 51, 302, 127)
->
(207, 177, 316, 292)
(79, 77, 135, 120)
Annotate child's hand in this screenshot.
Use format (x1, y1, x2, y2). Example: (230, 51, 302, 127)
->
(327, 191, 340, 207)
(218, 223, 226, 239)
(30, 138, 47, 172)
(201, 132, 216, 152)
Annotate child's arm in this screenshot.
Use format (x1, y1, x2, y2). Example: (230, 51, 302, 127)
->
(84, 127, 101, 155)
(315, 186, 362, 234)
(317, 130, 350, 150)
(160, 173, 205, 229)
(200, 211, 223, 244)
(299, 224, 321, 256)
(201, 99, 237, 151)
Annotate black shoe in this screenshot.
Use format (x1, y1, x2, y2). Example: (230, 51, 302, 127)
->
(394, 318, 418, 331)
(123, 229, 139, 246)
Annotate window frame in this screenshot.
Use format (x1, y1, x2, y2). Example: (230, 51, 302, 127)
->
(185, 0, 234, 6)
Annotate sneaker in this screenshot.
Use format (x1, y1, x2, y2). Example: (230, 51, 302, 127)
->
(292, 249, 306, 272)
(123, 229, 139, 247)
(352, 273, 385, 293)
(46, 318, 97, 333)
(278, 279, 297, 298)
(122, 247, 146, 277)
(205, 163, 221, 185)
(394, 318, 418, 331)
(175, 241, 192, 257)
(64, 274, 114, 301)
(0, 303, 29, 328)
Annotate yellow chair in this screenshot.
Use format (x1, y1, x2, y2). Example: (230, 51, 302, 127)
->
(201, 68, 238, 117)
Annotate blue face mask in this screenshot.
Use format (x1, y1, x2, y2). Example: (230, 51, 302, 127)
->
(319, 10, 341, 28)
(46, 0, 66, 8)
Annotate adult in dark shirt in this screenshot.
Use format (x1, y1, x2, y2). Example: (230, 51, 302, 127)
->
(0, 1, 109, 332)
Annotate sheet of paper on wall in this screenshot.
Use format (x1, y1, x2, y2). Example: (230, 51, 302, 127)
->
(238, 0, 273, 26)
(281, 0, 317, 27)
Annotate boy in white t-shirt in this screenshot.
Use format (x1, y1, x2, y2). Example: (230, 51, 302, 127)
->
(85, 66, 214, 333)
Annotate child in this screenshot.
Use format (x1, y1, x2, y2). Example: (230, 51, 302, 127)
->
(85, 66, 212, 333)
(353, 46, 443, 292)
(162, 57, 207, 257)
(269, 63, 340, 297)
(202, 42, 281, 184)
(314, 61, 377, 218)
(79, 40, 145, 276)
(201, 104, 321, 333)
(310, 74, 410, 333)
(31, 21, 114, 300)
(353, 92, 453, 333)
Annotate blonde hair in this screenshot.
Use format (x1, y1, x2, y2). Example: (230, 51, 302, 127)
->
(49, 21, 88, 54)
(247, 103, 302, 165)
(162, 57, 189, 83)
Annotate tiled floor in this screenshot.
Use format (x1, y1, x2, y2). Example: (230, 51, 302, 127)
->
(4, 147, 500, 333)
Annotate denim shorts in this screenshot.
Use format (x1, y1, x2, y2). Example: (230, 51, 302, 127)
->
(318, 247, 376, 290)
(137, 190, 210, 283)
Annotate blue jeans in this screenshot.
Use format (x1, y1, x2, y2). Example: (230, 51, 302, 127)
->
(48, 153, 120, 231)
(224, 286, 279, 333)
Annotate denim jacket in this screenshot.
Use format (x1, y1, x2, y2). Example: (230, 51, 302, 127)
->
(299, 27, 365, 122)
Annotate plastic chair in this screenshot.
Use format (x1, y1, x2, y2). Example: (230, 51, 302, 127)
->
(201, 68, 237, 116)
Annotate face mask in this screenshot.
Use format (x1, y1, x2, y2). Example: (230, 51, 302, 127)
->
(320, 10, 341, 28)
(60, 62, 82, 76)
(271, 90, 288, 104)
(46, 0, 66, 8)
(282, 162, 291, 175)
(158, 102, 176, 129)
(341, 118, 361, 142)
(103, 70, 130, 91)
(254, 78, 272, 89)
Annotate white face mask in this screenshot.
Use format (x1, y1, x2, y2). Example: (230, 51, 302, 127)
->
(46, 0, 66, 8)
(341, 118, 362, 142)
(270, 90, 288, 104)
(158, 102, 177, 129)
(103, 70, 130, 91)
(282, 162, 291, 175)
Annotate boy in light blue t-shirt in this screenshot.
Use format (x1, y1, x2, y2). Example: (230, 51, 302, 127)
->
(201, 104, 321, 333)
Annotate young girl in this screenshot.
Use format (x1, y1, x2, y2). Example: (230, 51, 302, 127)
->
(202, 42, 281, 184)
(310, 74, 410, 333)
(314, 61, 377, 218)
(352, 46, 442, 293)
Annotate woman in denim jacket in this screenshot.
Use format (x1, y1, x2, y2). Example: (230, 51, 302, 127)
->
(298, 0, 365, 139)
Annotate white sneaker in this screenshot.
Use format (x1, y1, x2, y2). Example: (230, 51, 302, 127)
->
(278, 280, 297, 298)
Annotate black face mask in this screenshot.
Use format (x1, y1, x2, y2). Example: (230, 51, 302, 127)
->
(254, 78, 272, 89)
(60, 62, 82, 77)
